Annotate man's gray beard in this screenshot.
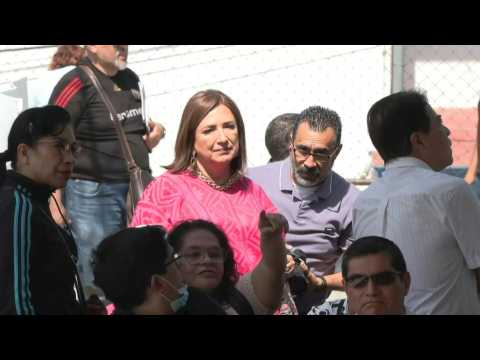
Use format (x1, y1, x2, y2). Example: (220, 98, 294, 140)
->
(293, 171, 322, 187)
(116, 59, 127, 71)
(290, 155, 322, 187)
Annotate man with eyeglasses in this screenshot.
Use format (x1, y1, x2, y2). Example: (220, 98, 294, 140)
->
(308, 236, 411, 315)
(248, 106, 359, 314)
(48, 45, 166, 299)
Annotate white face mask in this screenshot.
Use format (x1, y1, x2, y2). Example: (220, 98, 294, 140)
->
(160, 277, 189, 312)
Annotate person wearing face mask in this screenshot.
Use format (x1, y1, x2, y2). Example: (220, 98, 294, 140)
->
(48, 45, 166, 298)
(130, 89, 278, 278)
(92, 225, 226, 315)
(248, 106, 360, 314)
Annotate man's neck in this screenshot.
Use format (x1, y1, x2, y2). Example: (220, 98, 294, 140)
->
(385, 156, 436, 171)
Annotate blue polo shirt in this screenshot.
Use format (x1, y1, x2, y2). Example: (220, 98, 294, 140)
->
(247, 159, 359, 308)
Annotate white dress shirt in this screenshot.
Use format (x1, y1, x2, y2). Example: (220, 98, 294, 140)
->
(353, 157, 480, 315)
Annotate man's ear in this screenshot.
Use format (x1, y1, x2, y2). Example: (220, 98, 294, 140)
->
(409, 131, 429, 159)
(409, 131, 426, 149)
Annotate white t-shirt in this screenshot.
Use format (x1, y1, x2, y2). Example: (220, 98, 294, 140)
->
(353, 157, 480, 315)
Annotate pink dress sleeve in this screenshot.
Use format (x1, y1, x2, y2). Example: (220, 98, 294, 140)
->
(129, 174, 180, 230)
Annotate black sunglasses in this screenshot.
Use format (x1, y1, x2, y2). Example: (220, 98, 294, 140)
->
(346, 271, 402, 289)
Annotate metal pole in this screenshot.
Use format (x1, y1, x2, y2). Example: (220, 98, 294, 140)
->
(391, 45, 404, 93)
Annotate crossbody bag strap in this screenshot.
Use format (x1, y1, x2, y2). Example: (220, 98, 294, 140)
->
(78, 65, 139, 172)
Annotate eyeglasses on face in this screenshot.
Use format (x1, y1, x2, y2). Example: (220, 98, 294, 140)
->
(35, 137, 82, 157)
(345, 271, 403, 289)
(180, 248, 226, 265)
(292, 144, 338, 164)
(165, 252, 184, 267)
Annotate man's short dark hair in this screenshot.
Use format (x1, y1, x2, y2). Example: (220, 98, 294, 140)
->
(341, 236, 407, 278)
(265, 113, 298, 162)
(92, 226, 169, 310)
(292, 106, 342, 147)
(367, 90, 431, 163)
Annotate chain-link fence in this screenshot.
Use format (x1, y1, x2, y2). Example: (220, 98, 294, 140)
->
(0, 48, 400, 183)
(127, 45, 393, 179)
(2, 45, 478, 177)
(394, 45, 480, 168)
(0, 45, 394, 180)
